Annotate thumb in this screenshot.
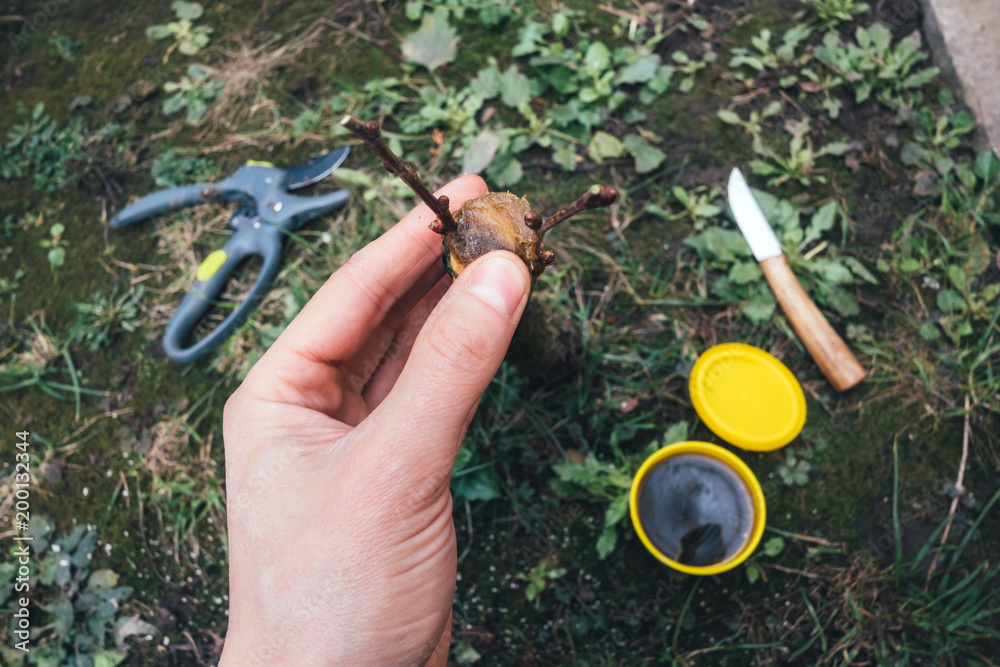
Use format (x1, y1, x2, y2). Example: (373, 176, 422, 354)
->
(367, 250, 531, 470)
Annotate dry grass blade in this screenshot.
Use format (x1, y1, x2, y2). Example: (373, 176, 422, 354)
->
(924, 393, 971, 588)
(201, 22, 325, 129)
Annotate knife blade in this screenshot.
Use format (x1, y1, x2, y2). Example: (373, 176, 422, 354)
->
(727, 168, 866, 392)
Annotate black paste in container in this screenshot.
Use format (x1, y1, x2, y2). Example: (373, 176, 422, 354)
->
(637, 453, 755, 567)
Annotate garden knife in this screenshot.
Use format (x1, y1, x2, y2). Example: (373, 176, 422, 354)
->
(727, 168, 866, 392)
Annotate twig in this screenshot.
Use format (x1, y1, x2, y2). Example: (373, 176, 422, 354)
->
(924, 394, 971, 588)
(93, 165, 118, 209)
(318, 17, 404, 61)
(182, 630, 206, 666)
(538, 185, 619, 235)
(760, 563, 828, 579)
(597, 4, 648, 24)
(339, 115, 457, 232)
(375, 0, 405, 42)
(765, 526, 846, 550)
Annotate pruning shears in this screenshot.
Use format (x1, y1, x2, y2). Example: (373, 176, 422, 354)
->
(110, 147, 351, 363)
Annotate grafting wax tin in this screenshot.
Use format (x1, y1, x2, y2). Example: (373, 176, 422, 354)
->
(629, 442, 766, 575)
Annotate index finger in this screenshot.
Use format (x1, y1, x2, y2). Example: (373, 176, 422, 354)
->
(271, 173, 488, 365)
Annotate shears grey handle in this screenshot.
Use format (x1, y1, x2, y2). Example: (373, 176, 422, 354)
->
(110, 185, 219, 229)
(162, 225, 283, 363)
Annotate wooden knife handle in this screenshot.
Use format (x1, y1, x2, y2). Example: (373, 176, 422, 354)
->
(759, 255, 866, 392)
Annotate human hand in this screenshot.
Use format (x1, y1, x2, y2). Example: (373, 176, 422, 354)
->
(220, 174, 531, 666)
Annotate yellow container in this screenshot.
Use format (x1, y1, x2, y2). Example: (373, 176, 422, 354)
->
(630, 441, 766, 575)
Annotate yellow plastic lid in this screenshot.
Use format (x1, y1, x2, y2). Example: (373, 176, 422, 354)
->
(689, 343, 806, 451)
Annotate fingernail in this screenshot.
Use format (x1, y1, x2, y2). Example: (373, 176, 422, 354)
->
(466, 255, 527, 318)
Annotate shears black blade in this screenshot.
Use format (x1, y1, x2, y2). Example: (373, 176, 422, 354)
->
(285, 147, 351, 190)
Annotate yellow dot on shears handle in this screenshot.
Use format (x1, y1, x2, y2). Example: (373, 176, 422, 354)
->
(196, 250, 228, 282)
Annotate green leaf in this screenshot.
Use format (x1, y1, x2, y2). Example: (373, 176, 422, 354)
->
(511, 20, 546, 57)
(87, 569, 119, 594)
(94, 650, 128, 667)
(486, 156, 523, 187)
(785, 227, 805, 250)
(185, 99, 208, 124)
(622, 134, 665, 174)
(461, 130, 501, 175)
(900, 257, 921, 273)
(623, 108, 647, 124)
(803, 201, 838, 246)
(596, 523, 617, 559)
(50, 223, 65, 237)
(746, 563, 760, 583)
(53, 598, 74, 638)
(583, 41, 611, 77)
(820, 141, 850, 156)
(975, 151, 1000, 183)
(918, 320, 941, 341)
(172, 1, 204, 20)
(179, 36, 206, 55)
(400, 8, 459, 71)
(947, 265, 967, 291)
(71, 530, 97, 566)
(470, 64, 502, 99)
(553, 460, 597, 486)
(145, 25, 172, 40)
(949, 111, 975, 134)
(498, 65, 531, 108)
(455, 644, 482, 664)
(47, 247, 66, 269)
(551, 12, 569, 38)
(694, 203, 722, 218)
(552, 141, 578, 171)
(844, 257, 878, 285)
(716, 109, 742, 125)
(808, 259, 854, 284)
(728, 261, 762, 285)
(605, 493, 629, 528)
(822, 285, 859, 316)
(663, 421, 688, 446)
(162, 92, 185, 115)
(644, 203, 672, 220)
(762, 536, 785, 557)
(742, 290, 776, 324)
(684, 227, 752, 262)
(618, 55, 660, 84)
(452, 468, 501, 502)
(867, 22, 892, 53)
(936, 289, 964, 312)
(588, 131, 626, 162)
